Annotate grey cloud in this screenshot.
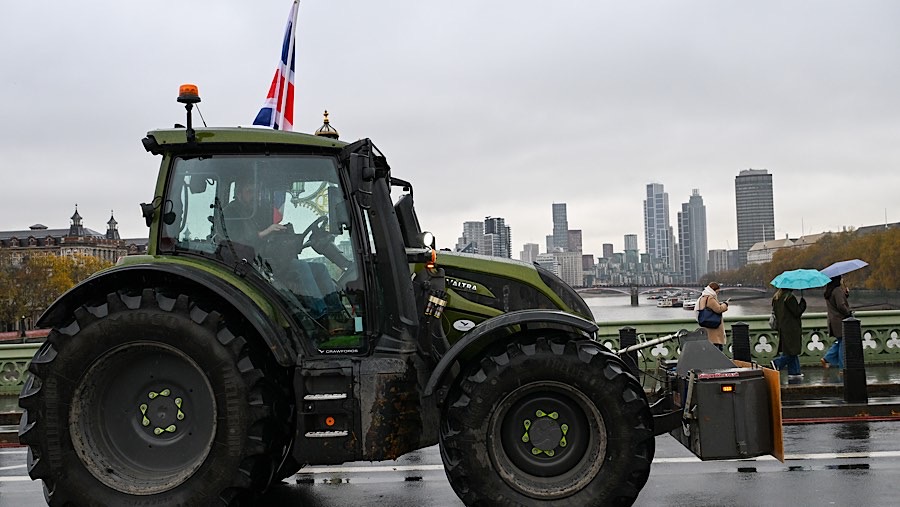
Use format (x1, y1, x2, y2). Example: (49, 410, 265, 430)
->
(1, 1, 898, 256)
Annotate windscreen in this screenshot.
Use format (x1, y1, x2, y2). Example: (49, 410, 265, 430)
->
(161, 154, 368, 351)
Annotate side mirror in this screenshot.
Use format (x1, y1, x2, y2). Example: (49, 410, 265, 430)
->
(140, 196, 162, 227)
(346, 145, 374, 209)
(328, 186, 351, 233)
(355, 160, 374, 209)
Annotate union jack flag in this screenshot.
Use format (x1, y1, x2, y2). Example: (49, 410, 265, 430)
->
(253, 0, 299, 131)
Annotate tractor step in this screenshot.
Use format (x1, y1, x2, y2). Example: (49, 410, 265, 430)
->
(303, 393, 348, 401)
(304, 430, 350, 438)
(294, 360, 359, 464)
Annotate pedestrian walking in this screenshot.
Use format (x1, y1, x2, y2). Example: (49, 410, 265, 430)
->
(771, 288, 806, 377)
(822, 275, 852, 369)
(697, 282, 729, 351)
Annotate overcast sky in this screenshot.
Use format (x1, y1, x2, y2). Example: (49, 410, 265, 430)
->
(3, 1, 899, 256)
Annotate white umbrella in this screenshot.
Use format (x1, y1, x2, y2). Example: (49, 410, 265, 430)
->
(820, 259, 868, 278)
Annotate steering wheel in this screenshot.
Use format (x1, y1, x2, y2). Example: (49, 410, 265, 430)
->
(298, 216, 330, 252)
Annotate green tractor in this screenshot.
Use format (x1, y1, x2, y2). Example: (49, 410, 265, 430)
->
(18, 87, 776, 506)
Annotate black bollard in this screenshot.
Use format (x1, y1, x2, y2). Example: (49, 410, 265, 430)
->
(619, 327, 639, 376)
(842, 317, 868, 404)
(630, 286, 639, 307)
(730, 322, 751, 362)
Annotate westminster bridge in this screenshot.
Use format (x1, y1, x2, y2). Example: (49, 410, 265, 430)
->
(3, 310, 900, 396)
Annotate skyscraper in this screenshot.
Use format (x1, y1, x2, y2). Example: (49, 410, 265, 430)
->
(643, 183, 675, 270)
(552, 203, 568, 252)
(624, 234, 639, 266)
(520, 243, 539, 263)
(582, 254, 594, 271)
(567, 230, 582, 253)
(602, 243, 614, 259)
(483, 216, 512, 258)
(624, 234, 638, 251)
(677, 189, 708, 283)
(708, 249, 729, 273)
(735, 169, 774, 267)
(553, 251, 583, 287)
(456, 221, 484, 253)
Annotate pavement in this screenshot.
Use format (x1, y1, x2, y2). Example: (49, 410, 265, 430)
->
(775, 362, 900, 423)
(2, 363, 900, 446)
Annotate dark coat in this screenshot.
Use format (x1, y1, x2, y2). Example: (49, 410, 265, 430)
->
(825, 288, 852, 338)
(773, 290, 806, 356)
(223, 198, 269, 246)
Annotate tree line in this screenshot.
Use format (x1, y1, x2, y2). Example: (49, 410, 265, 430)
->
(0, 252, 113, 331)
(701, 227, 900, 289)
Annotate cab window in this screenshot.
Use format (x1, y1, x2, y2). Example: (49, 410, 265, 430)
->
(163, 154, 367, 351)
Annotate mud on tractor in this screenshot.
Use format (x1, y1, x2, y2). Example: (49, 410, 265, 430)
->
(18, 86, 781, 506)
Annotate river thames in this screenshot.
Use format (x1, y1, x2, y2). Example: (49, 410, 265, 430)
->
(581, 290, 886, 323)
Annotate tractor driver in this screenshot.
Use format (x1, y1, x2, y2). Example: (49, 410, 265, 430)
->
(223, 177, 285, 244)
(223, 177, 346, 327)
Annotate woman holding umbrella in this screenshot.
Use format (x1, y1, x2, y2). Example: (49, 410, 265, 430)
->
(771, 287, 807, 378)
(822, 275, 852, 369)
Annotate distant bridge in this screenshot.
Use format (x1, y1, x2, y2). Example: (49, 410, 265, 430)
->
(578, 285, 769, 299)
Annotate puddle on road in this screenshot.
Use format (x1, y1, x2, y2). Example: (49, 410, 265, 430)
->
(824, 463, 870, 470)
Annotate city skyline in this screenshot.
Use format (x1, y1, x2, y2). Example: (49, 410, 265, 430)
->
(3, 2, 899, 258)
(460, 166, 870, 272)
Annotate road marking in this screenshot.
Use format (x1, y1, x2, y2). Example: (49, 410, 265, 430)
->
(3, 450, 900, 482)
(299, 464, 446, 474)
(653, 450, 900, 463)
(296, 451, 900, 472)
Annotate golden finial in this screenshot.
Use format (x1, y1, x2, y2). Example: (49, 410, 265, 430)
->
(315, 110, 340, 139)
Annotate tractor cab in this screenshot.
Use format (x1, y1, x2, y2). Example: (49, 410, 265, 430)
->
(158, 152, 368, 349)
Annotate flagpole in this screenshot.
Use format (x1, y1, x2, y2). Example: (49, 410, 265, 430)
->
(276, 0, 300, 130)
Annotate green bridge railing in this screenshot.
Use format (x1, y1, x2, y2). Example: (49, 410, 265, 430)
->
(3, 310, 900, 395)
(1, 341, 41, 396)
(596, 310, 900, 371)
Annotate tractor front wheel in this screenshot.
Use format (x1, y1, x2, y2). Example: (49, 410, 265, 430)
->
(439, 335, 654, 506)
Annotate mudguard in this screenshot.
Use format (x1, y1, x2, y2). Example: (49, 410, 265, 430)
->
(423, 309, 599, 403)
(36, 263, 296, 366)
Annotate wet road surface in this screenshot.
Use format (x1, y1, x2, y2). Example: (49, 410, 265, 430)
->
(3, 421, 899, 506)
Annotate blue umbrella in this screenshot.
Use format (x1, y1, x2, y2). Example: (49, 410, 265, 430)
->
(820, 259, 868, 278)
(771, 269, 832, 290)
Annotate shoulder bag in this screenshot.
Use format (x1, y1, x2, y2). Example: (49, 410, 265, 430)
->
(697, 297, 722, 329)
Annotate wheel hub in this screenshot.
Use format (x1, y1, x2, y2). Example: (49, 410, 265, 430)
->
(522, 411, 567, 456)
(139, 388, 186, 436)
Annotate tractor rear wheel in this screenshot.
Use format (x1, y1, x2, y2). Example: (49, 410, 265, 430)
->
(439, 335, 654, 506)
(18, 288, 288, 506)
